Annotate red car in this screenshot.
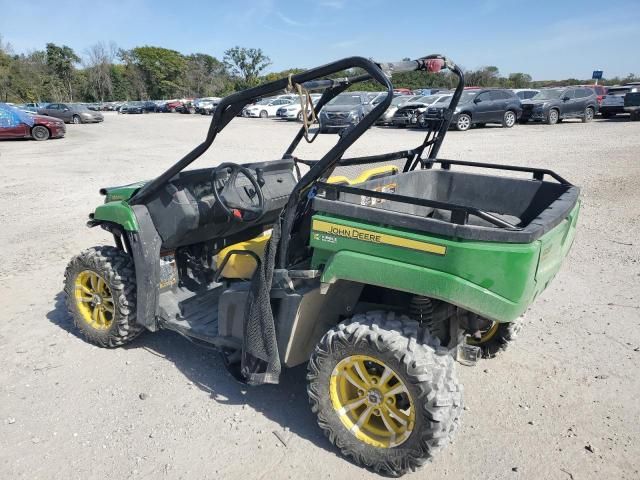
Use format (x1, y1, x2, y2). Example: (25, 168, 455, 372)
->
(0, 103, 66, 141)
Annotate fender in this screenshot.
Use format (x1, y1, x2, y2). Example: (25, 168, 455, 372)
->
(320, 250, 533, 323)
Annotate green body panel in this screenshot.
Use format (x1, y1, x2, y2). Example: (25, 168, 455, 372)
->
(93, 201, 139, 231)
(103, 181, 146, 203)
(310, 202, 579, 322)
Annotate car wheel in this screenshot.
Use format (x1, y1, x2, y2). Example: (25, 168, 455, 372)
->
(169, 108, 176, 113)
(72, 115, 82, 124)
(455, 114, 471, 131)
(308, 312, 463, 476)
(502, 110, 516, 128)
(582, 107, 594, 123)
(64, 246, 143, 348)
(31, 125, 50, 141)
(297, 111, 303, 122)
(467, 317, 523, 358)
(546, 109, 559, 125)
(259, 110, 268, 118)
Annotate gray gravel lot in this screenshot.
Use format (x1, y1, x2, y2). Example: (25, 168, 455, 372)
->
(0, 112, 639, 479)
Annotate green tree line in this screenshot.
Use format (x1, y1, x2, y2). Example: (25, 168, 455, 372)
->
(1, 37, 638, 104)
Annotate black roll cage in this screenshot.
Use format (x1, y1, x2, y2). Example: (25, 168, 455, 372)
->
(129, 54, 466, 268)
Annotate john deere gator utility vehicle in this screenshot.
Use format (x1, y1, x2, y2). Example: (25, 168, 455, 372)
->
(64, 54, 580, 475)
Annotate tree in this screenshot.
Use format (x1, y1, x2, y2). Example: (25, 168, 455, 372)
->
(85, 42, 117, 101)
(121, 46, 187, 99)
(223, 46, 271, 88)
(183, 53, 227, 97)
(508, 72, 532, 88)
(46, 43, 80, 101)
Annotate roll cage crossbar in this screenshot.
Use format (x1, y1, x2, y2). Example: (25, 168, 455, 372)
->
(129, 54, 465, 268)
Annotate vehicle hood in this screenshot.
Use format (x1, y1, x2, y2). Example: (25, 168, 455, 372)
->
(321, 104, 361, 113)
(100, 181, 147, 202)
(522, 99, 553, 106)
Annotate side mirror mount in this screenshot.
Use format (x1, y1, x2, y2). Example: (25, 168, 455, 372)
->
(474, 98, 482, 103)
(63, 108, 70, 111)
(562, 97, 570, 102)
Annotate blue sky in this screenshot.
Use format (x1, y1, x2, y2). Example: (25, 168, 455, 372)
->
(1, 0, 639, 80)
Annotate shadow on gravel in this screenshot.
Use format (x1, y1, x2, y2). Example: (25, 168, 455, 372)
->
(47, 290, 335, 457)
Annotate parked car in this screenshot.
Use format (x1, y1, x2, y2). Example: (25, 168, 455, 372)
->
(38, 103, 104, 124)
(578, 84, 607, 106)
(243, 97, 294, 118)
(512, 89, 539, 101)
(416, 95, 453, 127)
(164, 100, 183, 113)
(276, 94, 322, 121)
(624, 91, 640, 121)
(391, 94, 451, 127)
(375, 95, 423, 125)
(0, 102, 65, 141)
(194, 97, 221, 114)
(120, 101, 157, 114)
(600, 85, 640, 118)
(423, 89, 522, 131)
(318, 92, 382, 132)
(176, 99, 196, 114)
(16, 102, 47, 113)
(520, 87, 598, 125)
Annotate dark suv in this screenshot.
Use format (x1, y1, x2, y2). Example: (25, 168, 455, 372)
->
(422, 88, 522, 131)
(520, 87, 598, 125)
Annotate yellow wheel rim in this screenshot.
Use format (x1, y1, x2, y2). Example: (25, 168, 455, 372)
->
(467, 320, 499, 345)
(329, 355, 415, 448)
(74, 270, 115, 330)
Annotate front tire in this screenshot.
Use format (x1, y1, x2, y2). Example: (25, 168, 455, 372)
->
(546, 109, 559, 125)
(308, 312, 463, 476)
(31, 125, 50, 141)
(72, 115, 82, 124)
(502, 110, 516, 128)
(455, 113, 471, 131)
(64, 246, 142, 348)
(259, 110, 268, 118)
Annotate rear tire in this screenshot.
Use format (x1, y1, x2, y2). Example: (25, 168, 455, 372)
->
(31, 125, 50, 141)
(546, 109, 559, 125)
(502, 110, 516, 128)
(308, 311, 463, 476)
(467, 318, 523, 358)
(64, 246, 142, 348)
(455, 113, 471, 131)
(582, 107, 594, 123)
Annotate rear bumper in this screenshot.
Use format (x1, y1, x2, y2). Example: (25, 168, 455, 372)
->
(600, 105, 625, 115)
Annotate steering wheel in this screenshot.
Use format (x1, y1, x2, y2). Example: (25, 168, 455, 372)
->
(212, 162, 265, 222)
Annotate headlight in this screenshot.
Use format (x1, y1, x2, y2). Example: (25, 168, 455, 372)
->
(348, 110, 359, 118)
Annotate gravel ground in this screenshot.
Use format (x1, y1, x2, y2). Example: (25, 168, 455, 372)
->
(0, 112, 639, 480)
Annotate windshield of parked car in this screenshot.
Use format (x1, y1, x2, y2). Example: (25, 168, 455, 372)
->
(436, 95, 452, 104)
(533, 89, 563, 100)
(128, 101, 143, 106)
(415, 95, 442, 104)
(72, 104, 90, 111)
(0, 103, 35, 126)
(329, 95, 362, 106)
